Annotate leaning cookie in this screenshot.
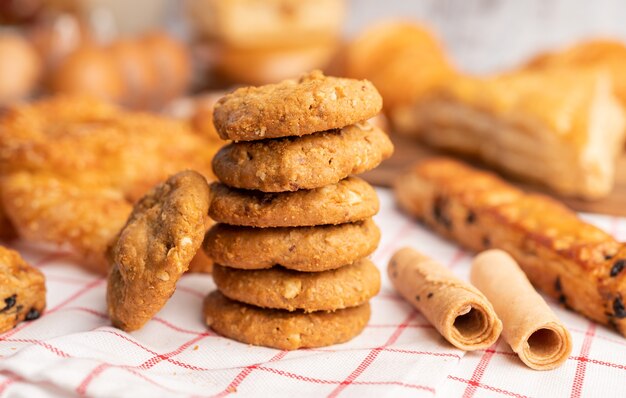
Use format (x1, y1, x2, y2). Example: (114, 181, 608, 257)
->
(213, 259, 380, 312)
(209, 176, 379, 227)
(204, 219, 380, 271)
(213, 70, 382, 141)
(0, 246, 46, 333)
(212, 123, 393, 192)
(107, 170, 209, 332)
(203, 291, 370, 350)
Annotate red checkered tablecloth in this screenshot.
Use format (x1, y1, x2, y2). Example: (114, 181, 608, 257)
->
(1, 188, 625, 397)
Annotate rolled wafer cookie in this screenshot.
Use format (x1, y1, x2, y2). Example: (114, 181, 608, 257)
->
(471, 249, 573, 370)
(388, 247, 502, 351)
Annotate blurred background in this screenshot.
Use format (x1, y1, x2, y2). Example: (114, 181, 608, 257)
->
(3, 0, 626, 110)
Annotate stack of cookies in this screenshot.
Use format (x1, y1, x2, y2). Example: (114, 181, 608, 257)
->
(202, 71, 393, 350)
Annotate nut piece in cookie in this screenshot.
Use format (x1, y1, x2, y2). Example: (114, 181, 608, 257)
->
(203, 291, 370, 350)
(107, 170, 210, 332)
(213, 258, 381, 312)
(0, 246, 46, 333)
(209, 176, 379, 227)
(213, 70, 383, 141)
(212, 122, 393, 192)
(204, 219, 380, 272)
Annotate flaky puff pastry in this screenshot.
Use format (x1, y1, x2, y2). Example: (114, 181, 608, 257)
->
(0, 96, 219, 274)
(394, 157, 626, 337)
(393, 68, 626, 199)
(526, 39, 626, 107)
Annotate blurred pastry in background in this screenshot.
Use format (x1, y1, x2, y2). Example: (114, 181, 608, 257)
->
(393, 68, 626, 200)
(0, 32, 41, 105)
(187, 0, 346, 48)
(345, 21, 456, 113)
(163, 91, 226, 142)
(525, 39, 626, 107)
(50, 45, 125, 102)
(48, 31, 191, 109)
(0, 96, 220, 274)
(141, 31, 192, 105)
(209, 41, 339, 86)
(108, 38, 158, 109)
(27, 13, 93, 72)
(188, 0, 345, 85)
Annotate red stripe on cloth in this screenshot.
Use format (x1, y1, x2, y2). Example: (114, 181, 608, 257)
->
(3, 338, 71, 358)
(211, 350, 288, 398)
(176, 285, 206, 298)
(570, 322, 597, 398)
(461, 343, 497, 398)
(255, 366, 435, 393)
(0, 374, 22, 395)
(448, 375, 530, 398)
(138, 334, 208, 370)
(326, 311, 418, 398)
(76, 363, 109, 396)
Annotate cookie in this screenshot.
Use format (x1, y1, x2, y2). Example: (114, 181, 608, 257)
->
(213, 70, 382, 141)
(107, 170, 209, 332)
(212, 122, 393, 192)
(0, 246, 46, 333)
(204, 219, 380, 272)
(209, 176, 379, 227)
(213, 258, 380, 312)
(203, 291, 370, 350)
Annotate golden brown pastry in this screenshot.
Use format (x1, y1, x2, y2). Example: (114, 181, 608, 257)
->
(210, 41, 338, 85)
(525, 39, 626, 107)
(0, 33, 41, 105)
(0, 96, 219, 274)
(394, 157, 626, 337)
(186, 0, 346, 48)
(345, 21, 455, 112)
(50, 45, 125, 103)
(393, 68, 626, 199)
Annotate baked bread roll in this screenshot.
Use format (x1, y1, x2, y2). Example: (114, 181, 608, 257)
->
(394, 157, 626, 337)
(392, 68, 626, 200)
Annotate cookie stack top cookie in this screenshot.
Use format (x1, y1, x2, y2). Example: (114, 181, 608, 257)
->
(204, 71, 393, 350)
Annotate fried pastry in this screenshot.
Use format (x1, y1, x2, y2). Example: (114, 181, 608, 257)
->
(394, 157, 626, 336)
(393, 68, 626, 199)
(0, 96, 219, 274)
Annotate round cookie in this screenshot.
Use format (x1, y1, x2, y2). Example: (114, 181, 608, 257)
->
(212, 122, 393, 192)
(213, 258, 380, 312)
(209, 176, 379, 227)
(203, 291, 371, 350)
(107, 170, 209, 332)
(213, 70, 382, 141)
(204, 219, 380, 271)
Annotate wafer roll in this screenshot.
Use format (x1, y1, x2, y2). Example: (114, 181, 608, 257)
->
(471, 249, 573, 370)
(388, 247, 502, 351)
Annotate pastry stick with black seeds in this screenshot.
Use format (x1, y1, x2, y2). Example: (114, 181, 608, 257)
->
(394, 157, 626, 337)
